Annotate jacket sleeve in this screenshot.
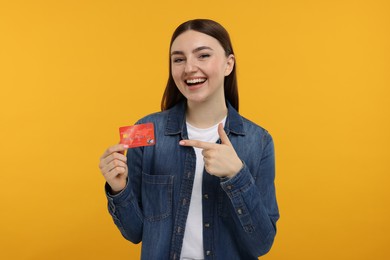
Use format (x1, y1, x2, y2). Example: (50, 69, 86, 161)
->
(220, 131, 279, 256)
(105, 145, 144, 244)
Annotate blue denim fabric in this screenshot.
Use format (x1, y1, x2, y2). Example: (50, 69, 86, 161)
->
(105, 101, 279, 260)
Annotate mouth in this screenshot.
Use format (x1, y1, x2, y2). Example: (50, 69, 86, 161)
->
(185, 78, 207, 87)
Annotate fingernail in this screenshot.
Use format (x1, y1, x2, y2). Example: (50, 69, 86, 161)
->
(179, 141, 185, 145)
(123, 144, 129, 148)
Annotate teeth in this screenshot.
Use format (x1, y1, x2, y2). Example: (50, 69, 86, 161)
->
(186, 78, 206, 84)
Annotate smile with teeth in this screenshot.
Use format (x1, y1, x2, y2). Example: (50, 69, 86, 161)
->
(185, 78, 207, 86)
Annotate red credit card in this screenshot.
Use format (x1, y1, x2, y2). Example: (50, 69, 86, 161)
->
(119, 123, 155, 148)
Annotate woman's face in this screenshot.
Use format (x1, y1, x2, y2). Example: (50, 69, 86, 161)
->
(170, 30, 234, 105)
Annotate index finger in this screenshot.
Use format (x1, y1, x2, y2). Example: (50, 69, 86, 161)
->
(179, 140, 215, 150)
(101, 144, 129, 159)
(218, 123, 232, 146)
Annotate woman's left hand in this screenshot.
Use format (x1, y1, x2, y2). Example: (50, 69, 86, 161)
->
(179, 123, 243, 178)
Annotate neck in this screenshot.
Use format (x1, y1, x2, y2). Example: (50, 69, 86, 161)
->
(186, 98, 227, 129)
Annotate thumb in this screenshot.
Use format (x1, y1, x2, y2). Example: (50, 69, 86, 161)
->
(218, 123, 231, 146)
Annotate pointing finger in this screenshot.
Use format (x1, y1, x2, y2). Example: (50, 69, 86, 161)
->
(179, 139, 215, 149)
(218, 123, 231, 146)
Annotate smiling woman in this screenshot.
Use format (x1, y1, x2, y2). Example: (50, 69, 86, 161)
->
(162, 19, 239, 113)
(99, 19, 279, 260)
(170, 30, 235, 119)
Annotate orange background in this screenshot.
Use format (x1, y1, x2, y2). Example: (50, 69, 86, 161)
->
(0, 0, 389, 259)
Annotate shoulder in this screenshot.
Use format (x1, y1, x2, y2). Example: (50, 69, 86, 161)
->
(135, 110, 169, 125)
(226, 101, 273, 146)
(240, 115, 273, 145)
(241, 115, 271, 136)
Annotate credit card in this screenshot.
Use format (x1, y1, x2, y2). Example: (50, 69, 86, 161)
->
(119, 122, 155, 148)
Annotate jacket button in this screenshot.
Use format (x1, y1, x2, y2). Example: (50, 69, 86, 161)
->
(204, 194, 209, 199)
(227, 185, 232, 190)
(237, 208, 243, 215)
(206, 250, 211, 256)
(204, 223, 210, 228)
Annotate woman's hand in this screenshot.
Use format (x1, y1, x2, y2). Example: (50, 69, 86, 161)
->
(99, 144, 129, 194)
(179, 123, 243, 178)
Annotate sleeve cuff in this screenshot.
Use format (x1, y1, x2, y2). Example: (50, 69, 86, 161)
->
(105, 178, 131, 205)
(220, 162, 255, 197)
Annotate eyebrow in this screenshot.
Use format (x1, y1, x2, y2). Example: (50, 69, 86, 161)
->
(171, 46, 213, 56)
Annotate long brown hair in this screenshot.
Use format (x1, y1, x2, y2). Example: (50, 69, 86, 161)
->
(161, 19, 239, 111)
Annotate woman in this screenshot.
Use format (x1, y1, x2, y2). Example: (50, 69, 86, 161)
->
(99, 19, 279, 260)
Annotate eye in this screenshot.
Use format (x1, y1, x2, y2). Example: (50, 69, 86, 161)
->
(172, 57, 185, 63)
(199, 54, 210, 59)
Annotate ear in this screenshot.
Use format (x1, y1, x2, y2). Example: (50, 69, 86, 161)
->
(224, 54, 235, 76)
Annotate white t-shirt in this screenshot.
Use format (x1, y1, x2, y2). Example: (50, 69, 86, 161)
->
(180, 117, 226, 260)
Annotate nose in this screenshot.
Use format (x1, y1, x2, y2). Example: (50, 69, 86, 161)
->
(184, 57, 198, 74)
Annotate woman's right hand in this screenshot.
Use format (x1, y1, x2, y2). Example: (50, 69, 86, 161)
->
(99, 144, 129, 194)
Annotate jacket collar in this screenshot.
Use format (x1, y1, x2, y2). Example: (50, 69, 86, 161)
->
(164, 101, 245, 136)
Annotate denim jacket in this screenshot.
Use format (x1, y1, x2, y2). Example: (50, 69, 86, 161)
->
(105, 101, 279, 260)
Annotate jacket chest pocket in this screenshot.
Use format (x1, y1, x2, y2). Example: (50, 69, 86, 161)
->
(142, 173, 174, 222)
